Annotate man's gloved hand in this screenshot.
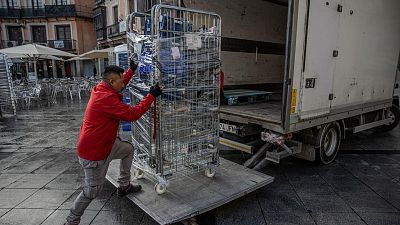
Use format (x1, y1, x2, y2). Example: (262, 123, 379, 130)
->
(149, 84, 162, 98)
(129, 54, 138, 71)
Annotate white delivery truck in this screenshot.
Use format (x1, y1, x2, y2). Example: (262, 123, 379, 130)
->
(183, 0, 400, 166)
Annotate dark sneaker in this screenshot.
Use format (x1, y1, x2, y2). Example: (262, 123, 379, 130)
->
(117, 183, 142, 197)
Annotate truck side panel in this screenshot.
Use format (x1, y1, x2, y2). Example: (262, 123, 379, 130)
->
(331, 0, 400, 109)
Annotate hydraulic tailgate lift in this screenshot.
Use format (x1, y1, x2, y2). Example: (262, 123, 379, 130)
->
(106, 158, 273, 225)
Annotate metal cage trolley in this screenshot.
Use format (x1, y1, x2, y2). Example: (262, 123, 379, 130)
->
(126, 5, 222, 194)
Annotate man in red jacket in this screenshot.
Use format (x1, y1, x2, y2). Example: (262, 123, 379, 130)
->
(65, 59, 162, 225)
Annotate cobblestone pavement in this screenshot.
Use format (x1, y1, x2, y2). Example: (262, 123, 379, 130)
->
(0, 100, 399, 225)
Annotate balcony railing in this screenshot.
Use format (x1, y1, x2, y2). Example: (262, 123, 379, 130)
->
(0, 7, 45, 18)
(47, 40, 76, 51)
(107, 23, 120, 38)
(45, 4, 76, 17)
(0, 7, 23, 18)
(0, 5, 92, 19)
(45, 4, 93, 18)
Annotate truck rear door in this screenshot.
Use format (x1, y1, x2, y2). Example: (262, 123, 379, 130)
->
(298, 0, 342, 119)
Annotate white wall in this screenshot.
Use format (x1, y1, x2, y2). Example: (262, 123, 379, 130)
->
(185, 0, 288, 85)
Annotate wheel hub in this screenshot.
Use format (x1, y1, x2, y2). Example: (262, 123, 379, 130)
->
(387, 111, 395, 125)
(323, 128, 338, 157)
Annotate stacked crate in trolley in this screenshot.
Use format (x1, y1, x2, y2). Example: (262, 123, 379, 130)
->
(0, 53, 16, 117)
(126, 4, 221, 194)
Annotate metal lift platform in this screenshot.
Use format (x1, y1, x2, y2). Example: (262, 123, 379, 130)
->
(106, 158, 273, 225)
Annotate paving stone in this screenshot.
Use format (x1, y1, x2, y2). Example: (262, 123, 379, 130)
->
(315, 163, 352, 176)
(281, 161, 319, 176)
(337, 191, 398, 213)
(215, 194, 266, 225)
(89, 209, 144, 225)
(296, 192, 353, 213)
(6, 173, 59, 189)
(11, 133, 53, 145)
(258, 174, 293, 191)
(14, 148, 46, 154)
(2, 150, 61, 173)
(0, 152, 37, 171)
(257, 187, 307, 213)
(288, 175, 335, 195)
(263, 212, 316, 225)
(369, 189, 400, 210)
(140, 214, 162, 225)
(358, 212, 400, 225)
(319, 175, 371, 193)
(0, 189, 37, 208)
(0, 146, 19, 153)
(354, 174, 400, 192)
(0, 208, 53, 225)
(311, 213, 366, 225)
(339, 156, 388, 177)
(33, 161, 72, 174)
(17, 189, 75, 209)
(0, 209, 10, 217)
(41, 209, 98, 225)
(0, 174, 24, 188)
(45, 173, 84, 190)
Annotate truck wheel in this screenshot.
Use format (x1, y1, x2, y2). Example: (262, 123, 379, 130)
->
(315, 122, 341, 165)
(376, 105, 400, 132)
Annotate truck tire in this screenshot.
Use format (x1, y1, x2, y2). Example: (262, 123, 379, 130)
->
(315, 122, 341, 165)
(376, 105, 400, 132)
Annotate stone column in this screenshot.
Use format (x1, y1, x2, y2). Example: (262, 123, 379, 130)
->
(52, 59, 57, 78)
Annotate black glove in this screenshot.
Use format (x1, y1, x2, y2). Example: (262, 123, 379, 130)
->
(149, 84, 162, 98)
(129, 54, 138, 71)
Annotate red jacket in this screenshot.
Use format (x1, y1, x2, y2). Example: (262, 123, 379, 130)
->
(77, 68, 155, 161)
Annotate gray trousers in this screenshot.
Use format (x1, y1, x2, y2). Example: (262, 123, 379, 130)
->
(66, 138, 134, 225)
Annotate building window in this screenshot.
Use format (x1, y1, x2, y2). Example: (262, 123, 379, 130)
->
(137, 0, 160, 12)
(94, 7, 106, 30)
(31, 0, 43, 8)
(7, 26, 23, 46)
(55, 25, 71, 40)
(31, 26, 47, 43)
(113, 5, 118, 24)
(55, 0, 68, 5)
(7, 0, 19, 8)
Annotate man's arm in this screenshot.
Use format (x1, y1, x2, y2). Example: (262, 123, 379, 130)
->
(123, 56, 139, 85)
(123, 68, 134, 85)
(100, 94, 155, 122)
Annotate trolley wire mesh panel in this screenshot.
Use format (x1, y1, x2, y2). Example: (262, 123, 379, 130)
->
(127, 4, 221, 194)
(0, 53, 16, 117)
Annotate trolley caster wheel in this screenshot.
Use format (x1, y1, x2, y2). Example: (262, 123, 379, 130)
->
(133, 169, 144, 179)
(205, 168, 216, 178)
(155, 183, 167, 195)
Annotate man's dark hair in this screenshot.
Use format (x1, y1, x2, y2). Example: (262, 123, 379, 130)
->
(102, 65, 125, 80)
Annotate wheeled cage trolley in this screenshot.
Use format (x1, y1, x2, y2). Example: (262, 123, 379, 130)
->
(126, 4, 222, 194)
